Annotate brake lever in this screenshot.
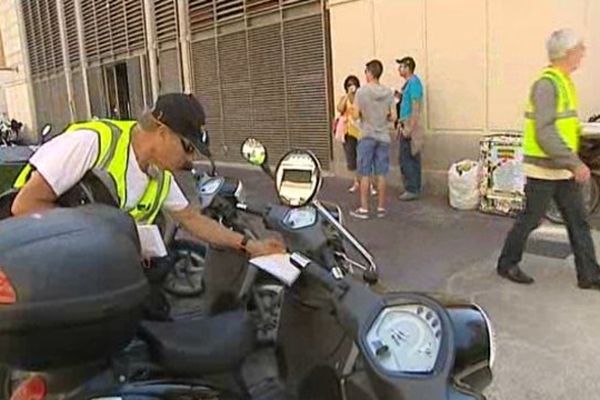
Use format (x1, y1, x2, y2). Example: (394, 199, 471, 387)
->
(334, 251, 369, 273)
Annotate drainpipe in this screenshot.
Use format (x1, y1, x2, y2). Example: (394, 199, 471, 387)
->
(55, 0, 75, 122)
(143, 0, 160, 101)
(73, 0, 92, 118)
(14, 0, 38, 137)
(177, 0, 192, 93)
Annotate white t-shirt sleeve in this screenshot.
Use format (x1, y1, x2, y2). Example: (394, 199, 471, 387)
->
(29, 130, 99, 196)
(162, 178, 190, 212)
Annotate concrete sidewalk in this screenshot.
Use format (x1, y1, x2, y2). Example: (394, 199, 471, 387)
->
(184, 166, 600, 400)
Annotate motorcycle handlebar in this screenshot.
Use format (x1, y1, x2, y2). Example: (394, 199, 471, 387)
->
(291, 253, 347, 295)
(236, 200, 268, 217)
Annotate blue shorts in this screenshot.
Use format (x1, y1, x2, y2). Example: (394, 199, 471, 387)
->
(357, 137, 390, 176)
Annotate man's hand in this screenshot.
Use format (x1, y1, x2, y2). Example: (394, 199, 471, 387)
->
(574, 164, 591, 183)
(247, 238, 287, 258)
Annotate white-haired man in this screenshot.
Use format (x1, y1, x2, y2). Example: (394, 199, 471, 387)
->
(497, 29, 600, 289)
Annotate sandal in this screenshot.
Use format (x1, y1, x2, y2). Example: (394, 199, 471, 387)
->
(349, 208, 370, 220)
(377, 208, 387, 218)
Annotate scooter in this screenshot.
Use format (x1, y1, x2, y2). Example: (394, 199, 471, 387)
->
(1, 137, 495, 400)
(545, 115, 600, 223)
(237, 139, 495, 400)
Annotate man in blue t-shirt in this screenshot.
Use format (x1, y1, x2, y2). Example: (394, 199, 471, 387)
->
(396, 56, 424, 200)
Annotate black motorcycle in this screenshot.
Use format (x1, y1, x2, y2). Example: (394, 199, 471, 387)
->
(0, 137, 495, 400)
(545, 114, 600, 223)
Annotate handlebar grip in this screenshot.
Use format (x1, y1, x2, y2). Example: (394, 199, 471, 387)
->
(321, 247, 338, 271)
(237, 200, 267, 216)
(304, 262, 341, 293)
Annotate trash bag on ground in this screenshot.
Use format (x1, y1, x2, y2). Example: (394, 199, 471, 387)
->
(448, 160, 480, 210)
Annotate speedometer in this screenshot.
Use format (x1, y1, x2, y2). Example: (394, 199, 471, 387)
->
(365, 304, 442, 374)
(282, 207, 317, 230)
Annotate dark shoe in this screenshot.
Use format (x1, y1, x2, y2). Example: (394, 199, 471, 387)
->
(497, 266, 535, 284)
(398, 192, 419, 201)
(577, 280, 600, 290)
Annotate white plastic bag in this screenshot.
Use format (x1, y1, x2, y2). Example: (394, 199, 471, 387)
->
(448, 160, 480, 210)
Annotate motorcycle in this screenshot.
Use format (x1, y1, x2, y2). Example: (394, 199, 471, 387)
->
(0, 136, 495, 400)
(0, 122, 208, 304)
(0, 118, 23, 147)
(545, 115, 600, 224)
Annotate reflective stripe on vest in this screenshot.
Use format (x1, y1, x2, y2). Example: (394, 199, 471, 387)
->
(522, 67, 581, 158)
(13, 119, 172, 224)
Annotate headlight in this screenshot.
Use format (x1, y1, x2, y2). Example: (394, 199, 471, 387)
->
(365, 304, 442, 374)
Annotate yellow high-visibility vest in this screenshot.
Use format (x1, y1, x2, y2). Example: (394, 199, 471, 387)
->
(14, 119, 172, 224)
(523, 66, 581, 157)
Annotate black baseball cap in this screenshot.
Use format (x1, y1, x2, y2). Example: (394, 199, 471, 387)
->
(151, 93, 210, 156)
(396, 57, 416, 71)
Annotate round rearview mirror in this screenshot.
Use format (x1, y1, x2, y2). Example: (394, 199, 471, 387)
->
(275, 150, 322, 207)
(241, 138, 267, 166)
(41, 124, 52, 137)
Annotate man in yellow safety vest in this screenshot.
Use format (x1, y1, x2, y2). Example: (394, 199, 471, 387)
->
(11, 93, 284, 258)
(497, 29, 600, 289)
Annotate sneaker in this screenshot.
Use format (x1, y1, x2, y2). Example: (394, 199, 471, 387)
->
(398, 192, 419, 201)
(376, 208, 387, 218)
(349, 208, 370, 220)
(348, 183, 359, 193)
(370, 185, 378, 196)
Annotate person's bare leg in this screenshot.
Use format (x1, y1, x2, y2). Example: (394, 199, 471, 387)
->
(360, 176, 370, 210)
(377, 175, 386, 210)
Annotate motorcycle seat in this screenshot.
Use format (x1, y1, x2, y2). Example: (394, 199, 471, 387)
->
(139, 309, 256, 376)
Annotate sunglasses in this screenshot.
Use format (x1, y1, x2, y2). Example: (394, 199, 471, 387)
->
(180, 137, 196, 154)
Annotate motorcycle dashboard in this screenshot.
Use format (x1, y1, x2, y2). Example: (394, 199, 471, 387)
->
(282, 206, 317, 230)
(365, 304, 443, 375)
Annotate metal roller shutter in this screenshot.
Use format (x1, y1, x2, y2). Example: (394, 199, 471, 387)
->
(63, 0, 80, 67)
(71, 69, 88, 121)
(127, 57, 145, 117)
(191, 38, 223, 153)
(283, 15, 330, 166)
(32, 80, 51, 129)
(79, 0, 145, 63)
(218, 31, 251, 161)
(88, 67, 108, 117)
(158, 47, 182, 94)
(248, 24, 288, 163)
(49, 75, 71, 130)
(189, 0, 331, 168)
(155, 0, 178, 45)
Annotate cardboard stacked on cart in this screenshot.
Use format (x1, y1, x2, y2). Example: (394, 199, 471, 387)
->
(478, 134, 525, 216)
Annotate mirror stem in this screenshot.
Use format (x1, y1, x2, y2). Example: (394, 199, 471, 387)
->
(313, 200, 378, 276)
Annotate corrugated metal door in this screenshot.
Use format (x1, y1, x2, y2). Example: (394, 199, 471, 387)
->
(156, 0, 182, 94)
(127, 57, 146, 117)
(88, 67, 108, 117)
(21, 0, 70, 132)
(71, 70, 87, 121)
(189, 0, 331, 168)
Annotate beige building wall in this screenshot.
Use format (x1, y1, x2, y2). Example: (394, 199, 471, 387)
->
(0, 0, 36, 140)
(329, 0, 600, 193)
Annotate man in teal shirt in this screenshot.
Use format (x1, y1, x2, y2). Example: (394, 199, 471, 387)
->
(396, 57, 424, 200)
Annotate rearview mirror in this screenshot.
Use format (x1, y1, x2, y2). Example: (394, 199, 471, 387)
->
(241, 138, 267, 166)
(275, 150, 322, 207)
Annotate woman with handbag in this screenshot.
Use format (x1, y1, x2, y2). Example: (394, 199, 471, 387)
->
(336, 75, 363, 192)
